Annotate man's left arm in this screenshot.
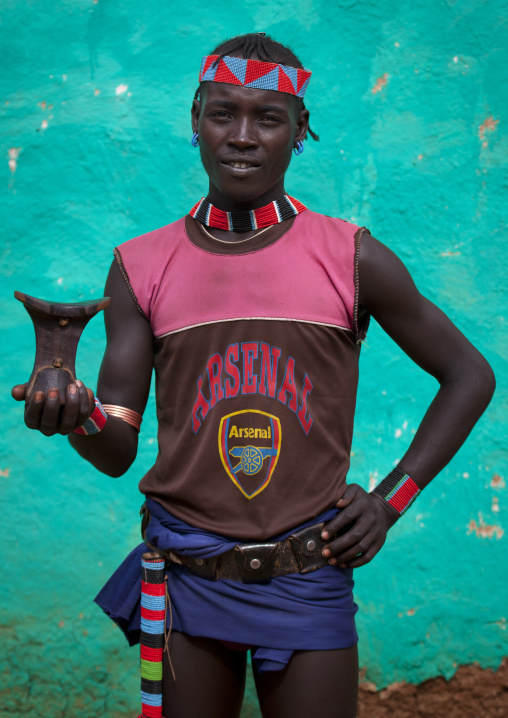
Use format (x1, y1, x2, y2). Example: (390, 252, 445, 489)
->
(321, 232, 496, 568)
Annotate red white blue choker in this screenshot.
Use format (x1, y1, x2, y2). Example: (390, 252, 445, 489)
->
(190, 195, 307, 232)
(200, 55, 312, 98)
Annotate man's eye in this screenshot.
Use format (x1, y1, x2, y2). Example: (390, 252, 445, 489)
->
(210, 111, 230, 118)
(261, 115, 282, 124)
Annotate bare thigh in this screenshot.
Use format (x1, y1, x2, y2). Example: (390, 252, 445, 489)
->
(253, 644, 359, 718)
(162, 631, 247, 718)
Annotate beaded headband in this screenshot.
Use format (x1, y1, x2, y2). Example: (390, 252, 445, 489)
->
(199, 55, 312, 98)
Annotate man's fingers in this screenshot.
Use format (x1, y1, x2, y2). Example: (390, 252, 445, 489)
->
(76, 381, 93, 427)
(18, 382, 91, 435)
(327, 531, 377, 565)
(321, 502, 364, 540)
(322, 485, 371, 540)
(332, 485, 355, 510)
(333, 531, 386, 568)
(339, 549, 380, 569)
(335, 484, 360, 507)
(321, 512, 356, 540)
(58, 384, 81, 434)
(322, 520, 371, 558)
(11, 383, 28, 401)
(39, 388, 62, 435)
(24, 392, 45, 429)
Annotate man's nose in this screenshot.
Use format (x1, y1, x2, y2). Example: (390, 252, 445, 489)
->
(228, 118, 258, 149)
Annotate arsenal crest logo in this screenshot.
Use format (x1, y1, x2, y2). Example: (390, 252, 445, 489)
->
(218, 410, 282, 499)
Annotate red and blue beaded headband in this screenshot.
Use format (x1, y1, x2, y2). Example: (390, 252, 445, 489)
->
(199, 55, 312, 98)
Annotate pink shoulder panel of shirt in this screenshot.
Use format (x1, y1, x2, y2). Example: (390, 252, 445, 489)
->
(115, 210, 360, 339)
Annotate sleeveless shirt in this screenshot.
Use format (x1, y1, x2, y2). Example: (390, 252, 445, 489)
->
(114, 209, 369, 540)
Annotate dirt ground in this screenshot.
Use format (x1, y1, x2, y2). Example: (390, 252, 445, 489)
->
(357, 658, 508, 718)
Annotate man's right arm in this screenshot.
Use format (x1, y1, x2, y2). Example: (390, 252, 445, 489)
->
(69, 258, 154, 475)
(12, 259, 154, 477)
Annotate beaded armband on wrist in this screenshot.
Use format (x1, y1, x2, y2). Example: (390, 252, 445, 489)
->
(372, 467, 421, 515)
(74, 397, 108, 436)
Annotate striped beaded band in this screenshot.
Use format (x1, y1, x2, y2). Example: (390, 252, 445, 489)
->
(73, 397, 107, 435)
(102, 404, 143, 432)
(200, 55, 312, 98)
(190, 195, 307, 233)
(138, 554, 166, 718)
(372, 467, 421, 515)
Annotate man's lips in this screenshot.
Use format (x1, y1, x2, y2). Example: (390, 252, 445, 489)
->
(220, 158, 261, 170)
(219, 160, 262, 177)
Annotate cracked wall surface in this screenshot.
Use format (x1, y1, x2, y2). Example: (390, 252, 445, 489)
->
(0, 0, 506, 715)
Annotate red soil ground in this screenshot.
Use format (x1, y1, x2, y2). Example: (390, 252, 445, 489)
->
(358, 658, 508, 718)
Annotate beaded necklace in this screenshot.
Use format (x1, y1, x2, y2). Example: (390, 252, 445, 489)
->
(190, 195, 307, 233)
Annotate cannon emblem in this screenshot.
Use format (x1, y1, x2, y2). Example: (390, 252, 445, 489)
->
(218, 410, 282, 499)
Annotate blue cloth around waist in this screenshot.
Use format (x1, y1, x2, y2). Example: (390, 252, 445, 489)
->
(94, 499, 358, 672)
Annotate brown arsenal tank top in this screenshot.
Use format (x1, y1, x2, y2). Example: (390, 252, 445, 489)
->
(114, 210, 369, 539)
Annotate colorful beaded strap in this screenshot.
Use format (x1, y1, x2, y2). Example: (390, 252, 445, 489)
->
(190, 195, 307, 232)
(137, 553, 166, 718)
(372, 467, 421, 515)
(199, 55, 312, 98)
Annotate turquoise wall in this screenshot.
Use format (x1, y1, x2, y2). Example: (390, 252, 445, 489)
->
(1, 1, 506, 714)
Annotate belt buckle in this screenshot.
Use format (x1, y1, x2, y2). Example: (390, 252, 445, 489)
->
(234, 542, 278, 582)
(288, 522, 327, 573)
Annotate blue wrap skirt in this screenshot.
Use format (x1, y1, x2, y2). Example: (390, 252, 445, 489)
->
(94, 499, 358, 672)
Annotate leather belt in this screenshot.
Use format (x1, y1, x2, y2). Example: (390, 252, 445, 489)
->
(167, 522, 329, 582)
(140, 504, 340, 583)
(142, 509, 329, 583)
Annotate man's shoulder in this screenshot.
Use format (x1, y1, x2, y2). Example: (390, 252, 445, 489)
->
(116, 215, 187, 254)
(301, 208, 361, 232)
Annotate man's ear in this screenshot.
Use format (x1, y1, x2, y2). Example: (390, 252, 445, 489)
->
(191, 98, 201, 134)
(295, 107, 310, 144)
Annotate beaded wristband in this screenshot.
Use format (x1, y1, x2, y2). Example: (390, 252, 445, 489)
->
(73, 397, 108, 436)
(372, 467, 421, 515)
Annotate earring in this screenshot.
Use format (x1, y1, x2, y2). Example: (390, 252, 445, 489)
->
(293, 140, 304, 156)
(191, 132, 199, 147)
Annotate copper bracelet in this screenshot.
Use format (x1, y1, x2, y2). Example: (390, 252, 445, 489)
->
(101, 404, 143, 432)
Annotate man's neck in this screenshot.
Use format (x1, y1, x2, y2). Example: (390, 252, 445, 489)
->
(205, 182, 286, 213)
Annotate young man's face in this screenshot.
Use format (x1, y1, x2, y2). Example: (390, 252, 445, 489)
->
(192, 82, 309, 208)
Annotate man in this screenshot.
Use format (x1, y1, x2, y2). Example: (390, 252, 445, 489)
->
(13, 33, 495, 718)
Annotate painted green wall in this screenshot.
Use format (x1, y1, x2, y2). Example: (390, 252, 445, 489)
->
(1, 1, 506, 715)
